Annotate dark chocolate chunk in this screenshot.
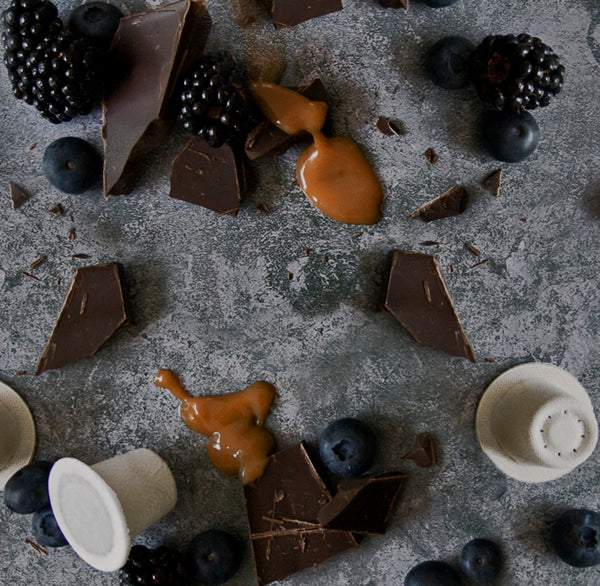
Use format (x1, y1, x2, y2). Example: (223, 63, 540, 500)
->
(36, 263, 129, 374)
(407, 184, 468, 222)
(424, 147, 438, 163)
(402, 433, 436, 468)
(317, 472, 407, 535)
(245, 79, 328, 160)
(376, 116, 405, 136)
(244, 442, 357, 585)
(9, 182, 30, 209)
(102, 0, 209, 195)
(482, 168, 502, 196)
(271, 0, 343, 29)
(169, 137, 247, 216)
(376, 0, 408, 7)
(383, 250, 475, 362)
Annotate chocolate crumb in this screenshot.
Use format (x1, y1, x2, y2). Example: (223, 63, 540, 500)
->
(288, 272, 293, 280)
(305, 248, 312, 256)
(22, 271, 40, 281)
(49, 204, 64, 216)
(465, 243, 481, 256)
(71, 253, 90, 259)
(56, 276, 61, 285)
(28, 142, 37, 151)
(9, 182, 30, 209)
(424, 148, 438, 164)
(471, 259, 489, 269)
(257, 202, 270, 214)
(482, 169, 502, 196)
(29, 256, 46, 269)
(450, 264, 455, 272)
(353, 232, 362, 237)
(68, 228, 76, 241)
(403, 433, 436, 467)
(322, 255, 328, 263)
(420, 240, 440, 246)
(16, 370, 27, 375)
(376, 116, 405, 136)
(24, 538, 47, 556)
(484, 357, 495, 363)
(68, 213, 74, 222)
(521, 218, 528, 222)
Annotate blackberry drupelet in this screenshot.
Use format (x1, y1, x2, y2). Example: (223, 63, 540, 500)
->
(471, 34, 564, 112)
(177, 54, 259, 148)
(1, 0, 105, 123)
(118, 544, 188, 586)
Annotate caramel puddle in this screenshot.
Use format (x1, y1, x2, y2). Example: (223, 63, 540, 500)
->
(250, 82, 383, 225)
(155, 369, 276, 484)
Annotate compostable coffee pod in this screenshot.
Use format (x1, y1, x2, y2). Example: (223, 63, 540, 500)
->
(48, 448, 177, 571)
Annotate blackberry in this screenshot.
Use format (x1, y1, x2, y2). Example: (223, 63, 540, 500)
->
(118, 544, 188, 586)
(471, 34, 564, 112)
(177, 54, 259, 148)
(1, 0, 106, 123)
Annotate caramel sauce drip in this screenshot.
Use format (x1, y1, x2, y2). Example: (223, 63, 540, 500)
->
(155, 369, 276, 484)
(250, 82, 383, 225)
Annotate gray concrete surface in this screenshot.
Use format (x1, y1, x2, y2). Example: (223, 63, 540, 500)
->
(1, 0, 600, 584)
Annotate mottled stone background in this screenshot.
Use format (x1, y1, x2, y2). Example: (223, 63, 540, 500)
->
(1, 0, 600, 584)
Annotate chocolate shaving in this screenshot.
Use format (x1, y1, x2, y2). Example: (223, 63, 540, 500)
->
(424, 147, 438, 163)
(28, 142, 37, 150)
(22, 272, 40, 281)
(407, 185, 468, 222)
(256, 202, 270, 214)
(24, 538, 48, 556)
(376, 116, 405, 136)
(68, 228, 76, 241)
(383, 250, 475, 362)
(29, 256, 46, 269)
(71, 253, 89, 259)
(49, 204, 63, 215)
(16, 370, 27, 375)
(420, 240, 440, 246)
(471, 259, 489, 269)
(9, 182, 30, 209)
(484, 357, 495, 363)
(482, 169, 502, 196)
(402, 433, 436, 467)
(465, 242, 481, 256)
(36, 262, 129, 375)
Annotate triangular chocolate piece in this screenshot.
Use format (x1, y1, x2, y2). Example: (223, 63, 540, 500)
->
(402, 433, 436, 468)
(482, 169, 502, 196)
(376, 116, 405, 136)
(244, 442, 357, 585)
(169, 137, 246, 216)
(36, 263, 129, 374)
(383, 250, 475, 361)
(9, 182, 30, 209)
(317, 472, 407, 535)
(407, 184, 468, 222)
(271, 0, 343, 29)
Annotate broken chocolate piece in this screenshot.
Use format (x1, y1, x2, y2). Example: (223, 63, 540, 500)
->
(376, 0, 408, 7)
(407, 184, 468, 222)
(49, 204, 63, 215)
(402, 433, 436, 468)
(169, 137, 246, 216)
(424, 147, 438, 163)
(245, 79, 328, 160)
(244, 442, 357, 585)
(36, 262, 129, 374)
(317, 472, 407, 535)
(376, 116, 405, 136)
(9, 182, 29, 209)
(482, 168, 502, 196)
(383, 250, 475, 362)
(271, 0, 343, 28)
(102, 0, 209, 195)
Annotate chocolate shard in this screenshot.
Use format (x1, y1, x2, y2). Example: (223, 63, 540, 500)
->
(102, 0, 209, 196)
(376, 116, 405, 137)
(376, 0, 409, 7)
(317, 472, 407, 535)
(169, 137, 246, 216)
(402, 433, 436, 468)
(244, 442, 357, 585)
(407, 184, 468, 222)
(245, 79, 328, 160)
(271, 0, 343, 29)
(482, 168, 502, 196)
(9, 182, 30, 209)
(383, 250, 475, 362)
(36, 263, 129, 375)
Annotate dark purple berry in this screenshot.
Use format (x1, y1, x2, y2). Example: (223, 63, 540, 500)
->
(4, 461, 53, 514)
(459, 538, 504, 583)
(552, 509, 600, 568)
(405, 561, 461, 586)
(32, 506, 68, 547)
(66, 2, 123, 47)
(185, 529, 242, 586)
(481, 109, 540, 163)
(426, 36, 475, 89)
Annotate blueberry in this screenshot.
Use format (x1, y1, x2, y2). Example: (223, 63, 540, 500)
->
(32, 506, 68, 548)
(481, 109, 540, 163)
(405, 560, 462, 586)
(185, 529, 242, 585)
(66, 2, 123, 47)
(459, 538, 504, 582)
(4, 461, 53, 514)
(426, 36, 475, 89)
(317, 417, 376, 477)
(421, 0, 459, 7)
(42, 137, 102, 194)
(551, 508, 600, 568)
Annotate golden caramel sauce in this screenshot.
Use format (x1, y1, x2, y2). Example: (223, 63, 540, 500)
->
(155, 369, 276, 484)
(250, 81, 383, 225)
